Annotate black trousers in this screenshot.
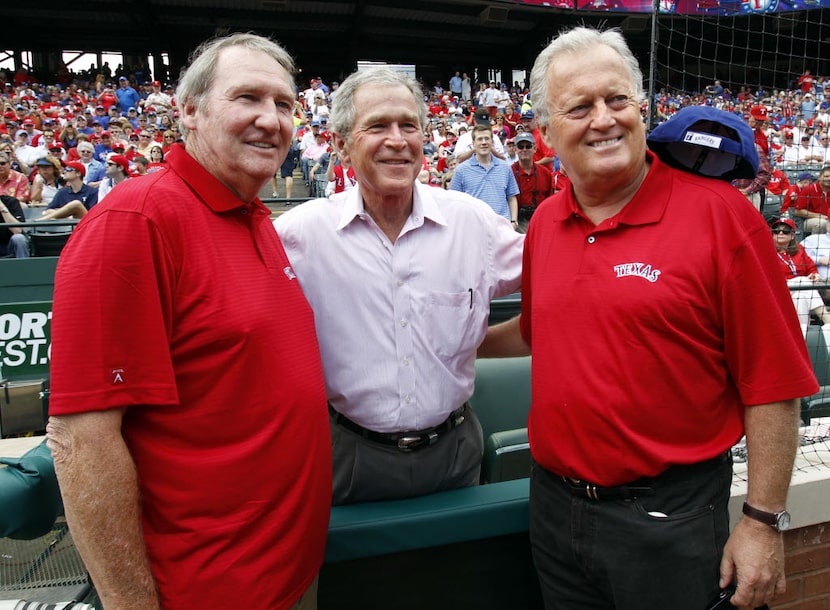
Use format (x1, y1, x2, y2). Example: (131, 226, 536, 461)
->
(530, 453, 733, 610)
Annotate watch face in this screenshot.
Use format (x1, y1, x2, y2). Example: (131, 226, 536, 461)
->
(777, 511, 791, 531)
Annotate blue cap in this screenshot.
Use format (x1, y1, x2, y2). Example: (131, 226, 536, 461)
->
(798, 172, 814, 182)
(521, 110, 534, 119)
(310, 120, 321, 127)
(647, 106, 759, 181)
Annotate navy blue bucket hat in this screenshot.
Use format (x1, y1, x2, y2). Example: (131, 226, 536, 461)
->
(647, 106, 759, 182)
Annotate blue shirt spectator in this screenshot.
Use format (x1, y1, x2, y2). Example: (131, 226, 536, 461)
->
(115, 77, 141, 115)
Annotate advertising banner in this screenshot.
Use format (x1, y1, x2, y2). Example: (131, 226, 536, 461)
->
(0, 302, 52, 379)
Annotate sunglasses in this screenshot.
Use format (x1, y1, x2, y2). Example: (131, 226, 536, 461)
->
(772, 228, 793, 235)
(516, 143, 534, 150)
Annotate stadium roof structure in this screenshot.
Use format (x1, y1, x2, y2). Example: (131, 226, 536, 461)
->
(4, 0, 659, 83)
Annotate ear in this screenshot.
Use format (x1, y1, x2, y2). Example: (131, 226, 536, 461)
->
(180, 100, 198, 132)
(540, 124, 555, 150)
(333, 132, 350, 165)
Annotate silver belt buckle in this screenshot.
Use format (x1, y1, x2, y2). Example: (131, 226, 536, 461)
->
(397, 436, 422, 451)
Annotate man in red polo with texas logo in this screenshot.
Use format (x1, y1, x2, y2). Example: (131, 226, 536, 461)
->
(482, 27, 817, 610)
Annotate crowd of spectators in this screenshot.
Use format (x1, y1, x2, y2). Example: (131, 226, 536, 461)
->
(649, 71, 830, 325)
(6, 62, 830, 249)
(0, 65, 179, 257)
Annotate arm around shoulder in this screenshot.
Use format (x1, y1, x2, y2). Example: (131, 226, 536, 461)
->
(47, 409, 161, 610)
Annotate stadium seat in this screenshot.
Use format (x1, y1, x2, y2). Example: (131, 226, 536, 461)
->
(470, 356, 531, 443)
(470, 357, 532, 483)
(762, 193, 782, 220)
(0, 441, 63, 540)
(313, 174, 328, 198)
(483, 427, 530, 483)
(28, 230, 73, 257)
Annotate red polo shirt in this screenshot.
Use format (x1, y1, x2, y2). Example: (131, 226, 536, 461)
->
(50, 145, 331, 609)
(796, 181, 830, 216)
(521, 152, 817, 486)
(511, 161, 553, 209)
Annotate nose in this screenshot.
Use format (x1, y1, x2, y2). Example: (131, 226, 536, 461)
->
(589, 100, 616, 129)
(256, 101, 285, 134)
(385, 123, 408, 147)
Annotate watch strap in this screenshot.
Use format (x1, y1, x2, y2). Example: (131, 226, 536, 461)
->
(742, 502, 785, 530)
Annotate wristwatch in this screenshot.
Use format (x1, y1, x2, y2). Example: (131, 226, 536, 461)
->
(742, 502, 791, 532)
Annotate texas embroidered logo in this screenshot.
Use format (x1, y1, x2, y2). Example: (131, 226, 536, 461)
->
(111, 368, 125, 384)
(613, 262, 662, 283)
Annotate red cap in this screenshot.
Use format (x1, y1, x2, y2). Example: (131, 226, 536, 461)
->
(108, 154, 129, 173)
(152, 80, 161, 87)
(22, 118, 34, 126)
(100, 130, 111, 138)
(64, 161, 86, 177)
(48, 141, 64, 150)
(773, 218, 796, 232)
(749, 105, 768, 121)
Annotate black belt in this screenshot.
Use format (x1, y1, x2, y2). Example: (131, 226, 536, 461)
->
(561, 452, 731, 501)
(563, 477, 655, 500)
(328, 402, 469, 452)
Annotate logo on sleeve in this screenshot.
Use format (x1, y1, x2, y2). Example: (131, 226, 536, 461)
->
(613, 262, 661, 283)
(111, 368, 125, 384)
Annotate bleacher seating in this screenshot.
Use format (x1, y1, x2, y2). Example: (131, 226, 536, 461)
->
(28, 230, 73, 257)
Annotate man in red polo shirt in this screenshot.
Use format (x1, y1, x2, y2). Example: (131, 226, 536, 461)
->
(47, 34, 330, 610)
(482, 27, 816, 610)
(511, 132, 553, 232)
(795, 165, 830, 234)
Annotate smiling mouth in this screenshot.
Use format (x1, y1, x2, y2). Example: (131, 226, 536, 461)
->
(589, 136, 622, 148)
(249, 142, 276, 149)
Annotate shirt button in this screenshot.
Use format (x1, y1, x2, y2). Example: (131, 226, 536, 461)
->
(402, 358, 410, 366)
(587, 235, 596, 244)
(400, 319, 408, 327)
(397, 279, 404, 286)
(240, 208, 249, 215)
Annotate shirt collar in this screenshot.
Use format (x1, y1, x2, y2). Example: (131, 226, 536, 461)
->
(336, 181, 448, 232)
(166, 144, 267, 214)
(551, 150, 669, 228)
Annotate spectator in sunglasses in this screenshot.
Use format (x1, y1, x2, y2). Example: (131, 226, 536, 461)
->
(772, 217, 830, 327)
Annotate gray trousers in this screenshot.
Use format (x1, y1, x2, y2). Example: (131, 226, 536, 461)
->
(330, 406, 483, 505)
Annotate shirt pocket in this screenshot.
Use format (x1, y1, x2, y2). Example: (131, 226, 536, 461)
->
(426, 290, 478, 362)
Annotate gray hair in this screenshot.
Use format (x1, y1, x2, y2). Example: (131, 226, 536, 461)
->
(176, 32, 295, 140)
(76, 141, 94, 153)
(329, 68, 427, 140)
(530, 27, 643, 128)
